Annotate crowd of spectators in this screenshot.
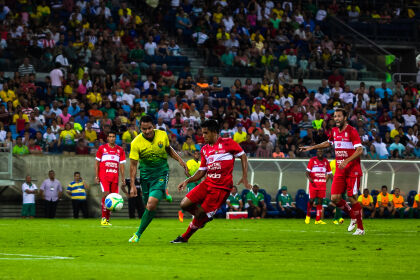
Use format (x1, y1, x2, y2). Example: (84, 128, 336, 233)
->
(0, 1, 419, 161)
(162, 0, 417, 79)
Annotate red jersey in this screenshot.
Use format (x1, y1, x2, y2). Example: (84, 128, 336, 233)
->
(306, 156, 332, 190)
(328, 125, 362, 177)
(96, 143, 126, 183)
(199, 137, 244, 190)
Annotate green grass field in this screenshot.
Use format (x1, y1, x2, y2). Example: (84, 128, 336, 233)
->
(0, 218, 419, 279)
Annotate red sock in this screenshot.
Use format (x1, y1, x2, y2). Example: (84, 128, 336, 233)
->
(336, 199, 355, 219)
(101, 197, 106, 219)
(181, 216, 210, 241)
(316, 204, 322, 221)
(352, 203, 364, 230)
(306, 202, 312, 217)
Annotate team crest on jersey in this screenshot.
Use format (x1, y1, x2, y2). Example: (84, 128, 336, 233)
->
(158, 141, 163, 148)
(219, 144, 223, 149)
(159, 178, 164, 182)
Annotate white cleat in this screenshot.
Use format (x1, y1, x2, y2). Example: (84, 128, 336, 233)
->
(348, 219, 357, 232)
(352, 228, 365, 235)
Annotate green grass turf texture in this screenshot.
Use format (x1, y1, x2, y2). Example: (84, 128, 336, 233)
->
(0, 218, 419, 280)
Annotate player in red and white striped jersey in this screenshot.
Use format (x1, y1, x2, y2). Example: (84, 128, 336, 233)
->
(171, 120, 252, 243)
(300, 108, 365, 235)
(95, 131, 127, 226)
(305, 149, 333, 225)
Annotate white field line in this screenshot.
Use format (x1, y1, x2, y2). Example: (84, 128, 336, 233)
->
(0, 253, 74, 260)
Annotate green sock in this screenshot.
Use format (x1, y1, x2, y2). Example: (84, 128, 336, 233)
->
(334, 207, 342, 220)
(136, 209, 156, 237)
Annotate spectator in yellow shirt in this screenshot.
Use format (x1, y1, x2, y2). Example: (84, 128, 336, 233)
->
(391, 188, 410, 218)
(375, 185, 393, 217)
(87, 87, 103, 105)
(122, 123, 138, 144)
(182, 136, 197, 157)
(84, 122, 97, 143)
(0, 84, 16, 102)
(233, 124, 247, 143)
(413, 194, 419, 218)
(357, 188, 374, 218)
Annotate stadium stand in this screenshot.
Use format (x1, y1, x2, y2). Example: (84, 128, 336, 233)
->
(0, 0, 419, 218)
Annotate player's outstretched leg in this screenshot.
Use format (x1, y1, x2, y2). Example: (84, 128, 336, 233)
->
(351, 201, 364, 235)
(171, 215, 210, 243)
(129, 196, 159, 243)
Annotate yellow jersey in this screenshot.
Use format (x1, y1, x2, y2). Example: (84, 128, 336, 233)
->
(376, 193, 392, 208)
(413, 194, 419, 208)
(129, 129, 170, 178)
(330, 159, 336, 175)
(186, 159, 200, 177)
(358, 195, 373, 206)
(392, 194, 404, 209)
(233, 131, 247, 144)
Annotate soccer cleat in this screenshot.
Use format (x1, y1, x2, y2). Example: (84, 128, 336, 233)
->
(128, 233, 140, 243)
(333, 219, 339, 225)
(348, 219, 357, 232)
(315, 220, 327, 225)
(178, 210, 184, 222)
(165, 189, 173, 203)
(170, 236, 188, 243)
(352, 229, 365, 235)
(339, 218, 344, 224)
(305, 216, 310, 224)
(101, 218, 110, 226)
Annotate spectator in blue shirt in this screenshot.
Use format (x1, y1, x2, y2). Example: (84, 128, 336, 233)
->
(375, 82, 393, 99)
(389, 135, 405, 158)
(68, 100, 80, 116)
(74, 110, 89, 128)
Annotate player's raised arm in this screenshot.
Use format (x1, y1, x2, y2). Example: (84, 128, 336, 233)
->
(166, 145, 189, 177)
(299, 141, 331, 152)
(237, 153, 252, 190)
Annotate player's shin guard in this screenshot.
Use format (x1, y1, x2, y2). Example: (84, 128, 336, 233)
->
(306, 201, 312, 217)
(181, 216, 210, 241)
(336, 199, 355, 219)
(316, 204, 322, 221)
(351, 203, 364, 230)
(136, 209, 156, 237)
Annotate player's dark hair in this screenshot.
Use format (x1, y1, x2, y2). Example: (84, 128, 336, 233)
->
(201, 119, 219, 133)
(74, 171, 80, 176)
(140, 115, 154, 124)
(381, 185, 387, 190)
(107, 131, 116, 137)
(334, 108, 347, 117)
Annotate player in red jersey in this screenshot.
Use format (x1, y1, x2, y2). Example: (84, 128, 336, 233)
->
(95, 131, 127, 226)
(300, 108, 365, 235)
(305, 149, 333, 225)
(171, 120, 252, 243)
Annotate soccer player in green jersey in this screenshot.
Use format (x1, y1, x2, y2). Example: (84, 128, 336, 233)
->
(178, 150, 201, 222)
(128, 116, 189, 243)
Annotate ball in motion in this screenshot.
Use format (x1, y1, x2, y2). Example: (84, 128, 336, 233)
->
(105, 193, 124, 211)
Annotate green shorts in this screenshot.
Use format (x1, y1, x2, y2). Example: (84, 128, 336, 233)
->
(141, 173, 169, 203)
(22, 203, 35, 217)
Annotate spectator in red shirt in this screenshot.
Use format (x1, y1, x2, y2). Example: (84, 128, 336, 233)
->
(328, 69, 345, 88)
(265, 96, 280, 113)
(160, 63, 174, 83)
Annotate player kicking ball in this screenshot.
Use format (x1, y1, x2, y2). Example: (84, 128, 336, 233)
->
(305, 149, 333, 225)
(128, 116, 189, 243)
(300, 108, 365, 235)
(171, 120, 252, 243)
(95, 131, 126, 226)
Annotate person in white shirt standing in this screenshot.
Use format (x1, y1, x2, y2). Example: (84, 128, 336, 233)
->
(50, 63, 63, 95)
(22, 175, 38, 218)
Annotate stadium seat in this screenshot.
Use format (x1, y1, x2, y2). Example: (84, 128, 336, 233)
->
(295, 189, 309, 213)
(407, 190, 417, 207)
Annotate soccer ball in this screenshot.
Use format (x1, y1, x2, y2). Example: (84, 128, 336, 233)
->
(105, 193, 124, 211)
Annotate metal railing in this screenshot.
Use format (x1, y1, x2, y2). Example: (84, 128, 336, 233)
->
(392, 73, 420, 84)
(233, 159, 420, 196)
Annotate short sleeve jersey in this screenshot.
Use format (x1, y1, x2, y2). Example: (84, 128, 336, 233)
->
(392, 195, 404, 208)
(358, 195, 373, 206)
(227, 193, 242, 206)
(306, 156, 332, 189)
(247, 191, 264, 205)
(328, 125, 362, 177)
(376, 193, 392, 207)
(199, 137, 244, 190)
(129, 129, 170, 180)
(96, 143, 126, 183)
(186, 159, 201, 177)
